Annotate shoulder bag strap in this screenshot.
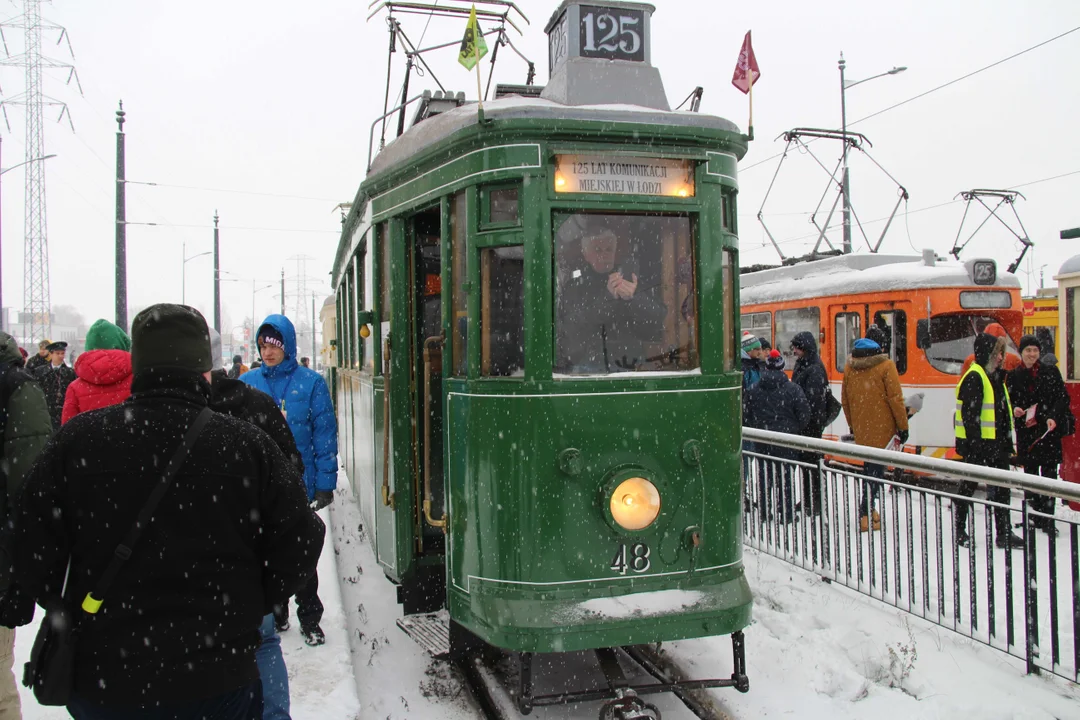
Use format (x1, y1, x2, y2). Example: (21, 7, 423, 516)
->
(80, 406, 214, 614)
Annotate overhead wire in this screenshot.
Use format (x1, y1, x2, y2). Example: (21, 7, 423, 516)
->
(739, 25, 1080, 174)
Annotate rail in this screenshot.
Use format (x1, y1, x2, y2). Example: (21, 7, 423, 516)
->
(742, 428, 1080, 684)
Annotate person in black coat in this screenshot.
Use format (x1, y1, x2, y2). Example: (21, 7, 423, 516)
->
(1006, 334, 1072, 535)
(790, 330, 830, 516)
(745, 350, 810, 522)
(955, 333, 1023, 549)
(208, 330, 306, 720)
(32, 340, 76, 430)
(11, 304, 325, 717)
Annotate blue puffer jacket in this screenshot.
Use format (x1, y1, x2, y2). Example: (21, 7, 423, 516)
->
(240, 314, 338, 499)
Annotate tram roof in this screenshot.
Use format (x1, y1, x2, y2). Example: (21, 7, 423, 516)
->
(739, 252, 1021, 306)
(367, 94, 743, 179)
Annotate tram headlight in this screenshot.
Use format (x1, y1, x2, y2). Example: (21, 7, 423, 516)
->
(609, 477, 661, 531)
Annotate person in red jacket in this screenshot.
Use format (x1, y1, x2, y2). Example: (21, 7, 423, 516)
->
(61, 318, 133, 424)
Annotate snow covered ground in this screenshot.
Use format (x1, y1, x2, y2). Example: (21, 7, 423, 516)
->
(13, 481, 1080, 719)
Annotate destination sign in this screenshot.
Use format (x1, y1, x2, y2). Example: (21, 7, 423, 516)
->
(554, 155, 694, 197)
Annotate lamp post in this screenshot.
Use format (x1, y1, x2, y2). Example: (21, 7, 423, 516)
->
(839, 53, 906, 254)
(181, 242, 212, 305)
(252, 280, 275, 357)
(0, 139, 57, 332)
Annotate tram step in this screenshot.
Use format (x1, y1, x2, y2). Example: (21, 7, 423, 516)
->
(396, 612, 450, 658)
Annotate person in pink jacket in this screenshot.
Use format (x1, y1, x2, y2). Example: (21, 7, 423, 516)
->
(61, 319, 133, 424)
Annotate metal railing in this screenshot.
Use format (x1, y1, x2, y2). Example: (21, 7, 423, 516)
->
(742, 428, 1080, 684)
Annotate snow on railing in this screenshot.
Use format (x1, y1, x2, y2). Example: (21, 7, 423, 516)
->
(742, 428, 1080, 685)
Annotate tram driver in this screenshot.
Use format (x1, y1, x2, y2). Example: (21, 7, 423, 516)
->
(555, 217, 668, 374)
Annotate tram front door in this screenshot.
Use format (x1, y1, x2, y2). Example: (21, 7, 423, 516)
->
(401, 206, 447, 612)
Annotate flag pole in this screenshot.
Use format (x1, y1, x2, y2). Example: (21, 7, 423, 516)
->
(475, 33, 485, 122)
(747, 73, 754, 141)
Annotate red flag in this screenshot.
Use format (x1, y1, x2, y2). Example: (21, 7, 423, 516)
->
(731, 31, 760, 95)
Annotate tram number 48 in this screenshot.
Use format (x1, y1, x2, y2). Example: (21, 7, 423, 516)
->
(610, 542, 651, 575)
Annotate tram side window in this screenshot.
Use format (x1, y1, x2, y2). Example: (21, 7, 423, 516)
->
(450, 192, 468, 377)
(873, 310, 907, 375)
(480, 246, 525, 377)
(378, 224, 391, 324)
(741, 311, 772, 347)
(363, 237, 375, 371)
(775, 307, 820, 366)
(343, 263, 354, 369)
(1069, 288, 1080, 381)
(554, 212, 696, 375)
(353, 254, 366, 370)
(918, 314, 1003, 375)
(834, 312, 860, 372)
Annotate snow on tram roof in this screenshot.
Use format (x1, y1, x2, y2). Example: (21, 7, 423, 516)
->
(739, 253, 1020, 306)
(367, 95, 741, 178)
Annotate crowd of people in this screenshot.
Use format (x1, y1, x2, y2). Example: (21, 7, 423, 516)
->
(0, 305, 338, 719)
(741, 324, 1071, 548)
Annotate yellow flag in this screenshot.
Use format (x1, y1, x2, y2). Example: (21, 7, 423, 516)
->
(457, 5, 488, 70)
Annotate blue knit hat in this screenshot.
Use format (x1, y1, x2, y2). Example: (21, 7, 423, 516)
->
(853, 338, 880, 352)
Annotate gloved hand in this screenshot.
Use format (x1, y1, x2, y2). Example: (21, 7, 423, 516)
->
(0, 584, 36, 629)
(897, 429, 910, 445)
(311, 490, 334, 511)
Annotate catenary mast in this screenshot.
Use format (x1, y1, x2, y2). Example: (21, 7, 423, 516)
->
(0, 0, 79, 341)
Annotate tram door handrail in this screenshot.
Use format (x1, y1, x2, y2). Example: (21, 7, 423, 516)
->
(381, 337, 395, 510)
(422, 334, 447, 531)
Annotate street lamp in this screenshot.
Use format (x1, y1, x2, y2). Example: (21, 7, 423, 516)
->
(182, 241, 212, 305)
(251, 281, 276, 358)
(839, 53, 906, 254)
(0, 136, 57, 331)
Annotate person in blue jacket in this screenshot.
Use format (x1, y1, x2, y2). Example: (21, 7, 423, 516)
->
(242, 314, 338, 646)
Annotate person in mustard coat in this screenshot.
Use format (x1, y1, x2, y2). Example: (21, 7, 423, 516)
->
(841, 337, 909, 532)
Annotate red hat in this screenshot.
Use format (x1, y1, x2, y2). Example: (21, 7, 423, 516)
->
(18, 347, 27, 359)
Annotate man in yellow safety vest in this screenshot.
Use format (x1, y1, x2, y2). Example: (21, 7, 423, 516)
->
(954, 332, 1024, 549)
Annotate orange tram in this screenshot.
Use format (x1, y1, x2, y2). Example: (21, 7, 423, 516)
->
(740, 251, 1023, 460)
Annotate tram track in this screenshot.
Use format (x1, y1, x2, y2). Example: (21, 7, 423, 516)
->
(455, 643, 739, 720)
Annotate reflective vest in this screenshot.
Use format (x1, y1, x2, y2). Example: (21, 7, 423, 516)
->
(954, 363, 1013, 440)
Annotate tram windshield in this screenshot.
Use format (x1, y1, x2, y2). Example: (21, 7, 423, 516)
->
(920, 313, 1018, 375)
(553, 212, 697, 375)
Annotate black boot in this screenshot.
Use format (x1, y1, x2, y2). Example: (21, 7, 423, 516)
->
(995, 525, 1025, 549)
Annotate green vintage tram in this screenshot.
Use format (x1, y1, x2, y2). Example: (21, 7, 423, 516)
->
(330, 0, 750, 712)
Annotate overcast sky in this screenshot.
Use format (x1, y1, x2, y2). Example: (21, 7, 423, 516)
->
(0, 0, 1077, 341)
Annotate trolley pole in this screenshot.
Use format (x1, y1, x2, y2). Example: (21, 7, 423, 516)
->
(839, 54, 851, 255)
(280, 269, 285, 315)
(115, 101, 128, 329)
(213, 210, 221, 333)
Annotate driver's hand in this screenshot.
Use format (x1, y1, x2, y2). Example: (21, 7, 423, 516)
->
(606, 272, 623, 298)
(614, 273, 638, 300)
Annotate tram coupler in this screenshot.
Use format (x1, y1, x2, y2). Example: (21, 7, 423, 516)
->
(599, 688, 662, 720)
(731, 630, 750, 693)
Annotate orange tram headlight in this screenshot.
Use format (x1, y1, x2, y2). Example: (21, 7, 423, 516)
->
(609, 477, 661, 531)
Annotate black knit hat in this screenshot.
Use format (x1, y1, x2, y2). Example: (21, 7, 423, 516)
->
(258, 325, 286, 352)
(130, 304, 213, 375)
(1018, 334, 1041, 354)
(765, 349, 786, 371)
